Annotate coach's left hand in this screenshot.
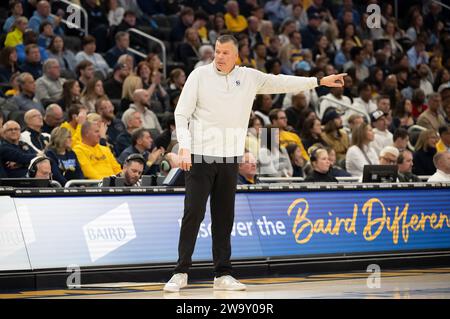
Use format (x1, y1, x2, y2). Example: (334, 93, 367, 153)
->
(320, 73, 347, 87)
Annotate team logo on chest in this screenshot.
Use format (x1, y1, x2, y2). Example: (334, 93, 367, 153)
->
(235, 80, 241, 86)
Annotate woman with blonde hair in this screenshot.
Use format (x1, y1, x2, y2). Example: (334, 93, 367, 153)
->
(117, 54, 135, 74)
(120, 74, 143, 113)
(4, 16, 28, 47)
(45, 127, 84, 186)
(81, 78, 108, 113)
(412, 129, 439, 176)
(304, 145, 338, 183)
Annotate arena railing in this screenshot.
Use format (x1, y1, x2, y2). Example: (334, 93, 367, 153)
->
(50, 180, 62, 188)
(258, 176, 432, 183)
(432, 0, 450, 11)
(62, 175, 432, 188)
(127, 28, 167, 79)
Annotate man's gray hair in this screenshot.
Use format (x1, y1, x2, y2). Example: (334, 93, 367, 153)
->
(43, 58, 59, 74)
(216, 34, 239, 50)
(122, 108, 140, 129)
(380, 146, 400, 158)
(17, 72, 33, 90)
(433, 152, 446, 168)
(45, 103, 62, 116)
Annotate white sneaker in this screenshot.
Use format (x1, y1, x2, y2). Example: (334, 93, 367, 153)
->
(163, 273, 188, 292)
(213, 275, 246, 291)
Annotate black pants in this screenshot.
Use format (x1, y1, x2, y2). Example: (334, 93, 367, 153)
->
(174, 155, 239, 277)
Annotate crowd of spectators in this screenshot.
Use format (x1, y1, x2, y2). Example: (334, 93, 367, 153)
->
(1, 0, 450, 187)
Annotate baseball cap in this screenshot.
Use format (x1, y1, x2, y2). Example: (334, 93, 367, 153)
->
(307, 9, 321, 20)
(370, 110, 386, 122)
(321, 108, 341, 125)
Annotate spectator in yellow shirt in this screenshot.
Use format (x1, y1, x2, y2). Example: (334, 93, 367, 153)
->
(269, 108, 310, 161)
(236, 43, 256, 68)
(60, 104, 87, 147)
(4, 17, 28, 48)
(73, 120, 121, 179)
(193, 11, 209, 44)
(436, 125, 450, 153)
(224, 1, 248, 33)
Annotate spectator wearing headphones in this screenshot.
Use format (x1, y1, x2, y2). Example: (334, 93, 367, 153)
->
(27, 155, 51, 179)
(159, 152, 180, 177)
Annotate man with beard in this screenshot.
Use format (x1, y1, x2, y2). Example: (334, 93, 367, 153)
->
(95, 98, 125, 151)
(117, 128, 164, 176)
(103, 153, 145, 187)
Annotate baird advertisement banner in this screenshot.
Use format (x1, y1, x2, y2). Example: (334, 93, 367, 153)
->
(1, 188, 450, 271)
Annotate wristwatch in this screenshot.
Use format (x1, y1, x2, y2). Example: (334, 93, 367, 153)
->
(317, 76, 323, 86)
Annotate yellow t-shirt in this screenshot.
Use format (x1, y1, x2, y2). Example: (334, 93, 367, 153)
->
(279, 130, 310, 161)
(4, 88, 18, 96)
(198, 26, 208, 43)
(436, 139, 449, 153)
(60, 121, 82, 147)
(224, 13, 248, 33)
(236, 56, 256, 68)
(4, 28, 23, 47)
(73, 142, 121, 179)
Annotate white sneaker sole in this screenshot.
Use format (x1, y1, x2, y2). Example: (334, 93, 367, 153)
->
(163, 283, 187, 293)
(213, 285, 247, 291)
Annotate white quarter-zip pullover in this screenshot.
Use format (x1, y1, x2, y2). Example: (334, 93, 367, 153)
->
(174, 62, 318, 157)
